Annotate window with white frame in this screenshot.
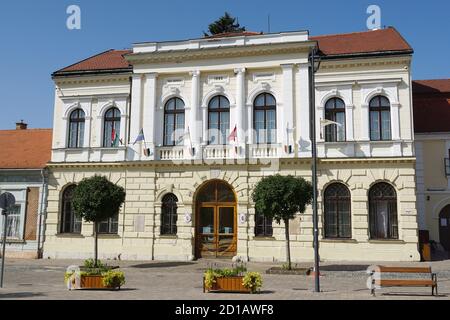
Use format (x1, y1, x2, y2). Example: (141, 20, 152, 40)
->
(0, 189, 26, 240)
(254, 93, 277, 144)
(369, 96, 391, 141)
(0, 205, 22, 239)
(68, 109, 85, 148)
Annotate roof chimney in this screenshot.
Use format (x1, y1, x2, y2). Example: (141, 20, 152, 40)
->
(16, 120, 28, 130)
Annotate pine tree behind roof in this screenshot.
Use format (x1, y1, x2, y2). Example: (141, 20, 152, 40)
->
(204, 12, 246, 37)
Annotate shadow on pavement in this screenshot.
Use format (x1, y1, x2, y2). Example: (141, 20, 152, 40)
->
(320, 265, 369, 272)
(0, 292, 45, 299)
(129, 262, 196, 269)
(382, 292, 447, 298)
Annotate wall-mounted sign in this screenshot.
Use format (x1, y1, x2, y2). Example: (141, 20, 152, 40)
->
(239, 213, 247, 225)
(184, 213, 192, 224)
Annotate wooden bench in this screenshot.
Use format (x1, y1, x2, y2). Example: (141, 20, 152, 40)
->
(369, 266, 438, 296)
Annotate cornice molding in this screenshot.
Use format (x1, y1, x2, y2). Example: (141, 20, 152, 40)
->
(126, 42, 314, 64)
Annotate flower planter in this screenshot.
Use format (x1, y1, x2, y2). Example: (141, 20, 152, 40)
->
(80, 275, 106, 289)
(66, 267, 124, 290)
(204, 276, 251, 293)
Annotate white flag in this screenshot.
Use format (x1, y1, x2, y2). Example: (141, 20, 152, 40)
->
(320, 119, 342, 128)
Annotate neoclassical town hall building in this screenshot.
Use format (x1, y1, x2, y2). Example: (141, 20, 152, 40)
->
(44, 27, 420, 262)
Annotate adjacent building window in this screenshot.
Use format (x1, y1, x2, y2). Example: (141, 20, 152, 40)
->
(369, 182, 398, 240)
(98, 215, 119, 234)
(325, 98, 346, 142)
(208, 95, 230, 145)
(103, 107, 121, 147)
(60, 185, 82, 234)
(164, 98, 185, 146)
(0, 205, 22, 239)
(323, 183, 351, 238)
(161, 193, 178, 235)
(255, 211, 273, 237)
(254, 93, 277, 144)
(68, 109, 85, 148)
(369, 96, 391, 141)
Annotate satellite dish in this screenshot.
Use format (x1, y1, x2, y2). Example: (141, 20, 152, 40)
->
(0, 192, 16, 213)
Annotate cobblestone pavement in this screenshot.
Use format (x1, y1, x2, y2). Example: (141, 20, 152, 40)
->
(0, 258, 450, 300)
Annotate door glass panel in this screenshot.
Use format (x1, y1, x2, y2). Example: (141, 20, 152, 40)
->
(218, 235, 234, 253)
(199, 207, 215, 254)
(200, 207, 214, 234)
(218, 207, 234, 254)
(219, 207, 234, 234)
(197, 184, 216, 202)
(217, 183, 235, 202)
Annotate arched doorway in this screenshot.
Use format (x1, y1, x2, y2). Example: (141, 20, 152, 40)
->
(439, 205, 450, 250)
(195, 180, 237, 258)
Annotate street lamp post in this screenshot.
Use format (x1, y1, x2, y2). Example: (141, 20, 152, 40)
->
(309, 48, 321, 293)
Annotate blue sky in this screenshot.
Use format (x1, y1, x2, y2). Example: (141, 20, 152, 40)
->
(0, 0, 448, 130)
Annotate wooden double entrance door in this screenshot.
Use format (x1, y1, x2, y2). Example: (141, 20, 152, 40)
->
(195, 181, 237, 258)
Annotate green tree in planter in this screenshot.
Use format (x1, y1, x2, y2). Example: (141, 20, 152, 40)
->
(252, 175, 313, 270)
(72, 176, 126, 267)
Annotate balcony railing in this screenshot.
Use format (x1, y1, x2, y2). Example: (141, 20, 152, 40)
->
(203, 145, 234, 159)
(157, 146, 185, 161)
(249, 144, 282, 158)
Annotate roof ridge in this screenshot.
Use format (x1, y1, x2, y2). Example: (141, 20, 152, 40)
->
(311, 27, 394, 39)
(54, 49, 117, 74)
(0, 128, 52, 132)
(414, 79, 450, 82)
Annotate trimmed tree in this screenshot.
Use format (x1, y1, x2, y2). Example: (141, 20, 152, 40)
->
(204, 12, 245, 36)
(72, 176, 126, 267)
(252, 175, 313, 270)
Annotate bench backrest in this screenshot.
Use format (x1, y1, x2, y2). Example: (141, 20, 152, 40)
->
(377, 266, 432, 274)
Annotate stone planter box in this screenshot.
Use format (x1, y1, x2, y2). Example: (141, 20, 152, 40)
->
(266, 267, 311, 275)
(204, 276, 251, 293)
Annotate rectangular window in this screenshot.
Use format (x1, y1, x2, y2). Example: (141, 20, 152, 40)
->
(0, 205, 22, 239)
(98, 215, 119, 234)
(255, 212, 273, 237)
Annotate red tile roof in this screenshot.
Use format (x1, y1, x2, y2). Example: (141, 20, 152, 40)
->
(310, 27, 412, 57)
(0, 129, 52, 169)
(53, 50, 132, 75)
(53, 28, 412, 74)
(413, 79, 450, 134)
(205, 31, 263, 38)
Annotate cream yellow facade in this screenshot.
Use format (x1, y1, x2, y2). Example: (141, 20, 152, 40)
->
(44, 159, 419, 262)
(416, 135, 450, 244)
(44, 30, 420, 262)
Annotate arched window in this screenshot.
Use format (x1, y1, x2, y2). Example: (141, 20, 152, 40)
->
(164, 98, 185, 146)
(324, 183, 351, 238)
(255, 211, 273, 237)
(325, 98, 346, 142)
(68, 109, 85, 148)
(60, 185, 82, 234)
(103, 107, 121, 147)
(369, 182, 398, 239)
(369, 96, 391, 141)
(161, 193, 178, 235)
(254, 93, 277, 144)
(208, 96, 230, 145)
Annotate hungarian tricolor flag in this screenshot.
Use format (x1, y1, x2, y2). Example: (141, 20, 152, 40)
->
(111, 128, 119, 147)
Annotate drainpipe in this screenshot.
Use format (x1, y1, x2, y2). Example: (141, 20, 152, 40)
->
(37, 168, 48, 259)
